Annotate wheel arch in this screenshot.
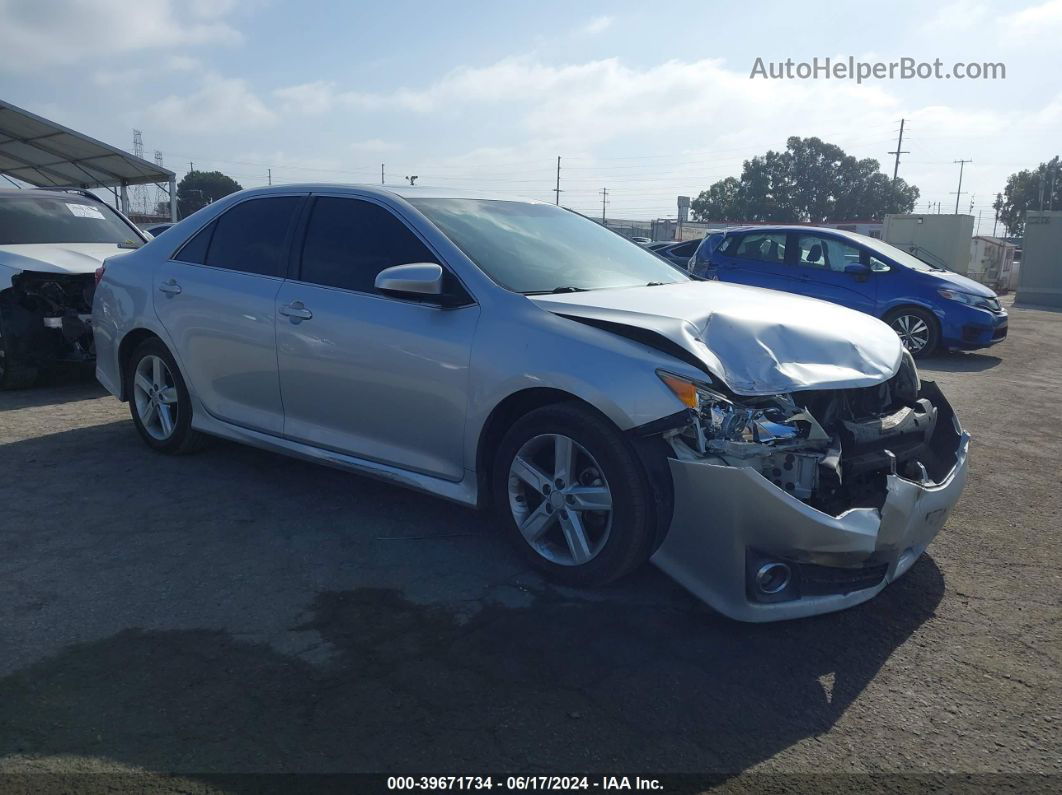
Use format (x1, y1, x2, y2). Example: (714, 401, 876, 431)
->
(117, 327, 165, 400)
(475, 387, 617, 511)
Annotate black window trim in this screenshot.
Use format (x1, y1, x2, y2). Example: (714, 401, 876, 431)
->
(168, 192, 309, 275)
(287, 191, 477, 309)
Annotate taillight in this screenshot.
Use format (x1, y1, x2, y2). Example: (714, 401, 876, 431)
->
(94, 265, 105, 286)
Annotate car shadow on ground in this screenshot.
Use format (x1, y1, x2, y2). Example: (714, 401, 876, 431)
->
(0, 371, 105, 411)
(0, 421, 946, 779)
(920, 350, 1002, 373)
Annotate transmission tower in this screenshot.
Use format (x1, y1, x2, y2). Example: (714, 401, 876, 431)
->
(132, 130, 146, 214)
(154, 151, 166, 215)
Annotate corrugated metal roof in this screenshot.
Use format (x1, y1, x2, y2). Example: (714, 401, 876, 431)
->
(0, 100, 175, 188)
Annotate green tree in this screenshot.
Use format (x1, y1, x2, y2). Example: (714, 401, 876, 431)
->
(177, 170, 243, 219)
(995, 156, 1061, 237)
(691, 136, 919, 223)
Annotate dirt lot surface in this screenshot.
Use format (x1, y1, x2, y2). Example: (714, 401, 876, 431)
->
(0, 296, 1059, 790)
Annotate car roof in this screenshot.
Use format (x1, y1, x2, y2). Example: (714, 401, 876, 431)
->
(232, 183, 547, 204)
(722, 224, 871, 244)
(0, 188, 107, 202)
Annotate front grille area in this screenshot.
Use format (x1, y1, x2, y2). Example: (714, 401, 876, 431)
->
(993, 324, 1008, 340)
(797, 560, 889, 596)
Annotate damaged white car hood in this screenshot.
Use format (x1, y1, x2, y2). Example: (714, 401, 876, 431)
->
(0, 243, 129, 275)
(531, 281, 904, 395)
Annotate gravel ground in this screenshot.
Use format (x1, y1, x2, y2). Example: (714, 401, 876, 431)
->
(0, 295, 1058, 790)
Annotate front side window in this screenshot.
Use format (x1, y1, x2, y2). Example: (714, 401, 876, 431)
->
(299, 197, 437, 293)
(409, 199, 687, 294)
(796, 234, 862, 272)
(199, 197, 301, 277)
(0, 195, 141, 246)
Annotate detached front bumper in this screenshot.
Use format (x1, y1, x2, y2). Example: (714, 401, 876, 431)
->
(651, 406, 969, 623)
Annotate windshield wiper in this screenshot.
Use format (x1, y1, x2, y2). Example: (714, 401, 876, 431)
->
(116, 240, 143, 249)
(646, 281, 668, 286)
(522, 286, 590, 295)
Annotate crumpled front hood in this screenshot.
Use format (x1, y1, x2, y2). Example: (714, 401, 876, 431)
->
(531, 281, 904, 396)
(0, 243, 128, 275)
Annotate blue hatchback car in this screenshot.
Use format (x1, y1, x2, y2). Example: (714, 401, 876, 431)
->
(689, 226, 1008, 357)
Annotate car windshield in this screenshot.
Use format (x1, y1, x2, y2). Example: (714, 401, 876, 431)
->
(409, 198, 689, 293)
(865, 236, 947, 272)
(0, 195, 142, 246)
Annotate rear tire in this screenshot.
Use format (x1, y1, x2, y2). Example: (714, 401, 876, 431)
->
(885, 307, 939, 358)
(491, 402, 657, 587)
(0, 309, 38, 390)
(125, 337, 206, 454)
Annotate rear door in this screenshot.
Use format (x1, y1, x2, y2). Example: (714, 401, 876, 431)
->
(711, 231, 800, 293)
(275, 194, 480, 481)
(153, 194, 304, 435)
(789, 232, 877, 313)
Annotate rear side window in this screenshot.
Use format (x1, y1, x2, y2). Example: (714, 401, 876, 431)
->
(191, 197, 301, 277)
(299, 197, 436, 293)
(671, 240, 698, 257)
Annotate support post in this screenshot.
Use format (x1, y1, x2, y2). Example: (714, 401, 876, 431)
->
(169, 176, 178, 222)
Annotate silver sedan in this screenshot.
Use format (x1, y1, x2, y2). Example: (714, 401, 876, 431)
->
(92, 185, 968, 621)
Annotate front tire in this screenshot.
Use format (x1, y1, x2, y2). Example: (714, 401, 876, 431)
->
(886, 307, 940, 358)
(492, 402, 656, 586)
(0, 308, 39, 390)
(125, 338, 206, 454)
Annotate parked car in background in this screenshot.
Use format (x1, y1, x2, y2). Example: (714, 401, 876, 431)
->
(689, 232, 725, 275)
(696, 225, 1007, 357)
(653, 239, 700, 268)
(630, 236, 652, 244)
(94, 186, 969, 621)
(142, 222, 174, 238)
(0, 189, 147, 388)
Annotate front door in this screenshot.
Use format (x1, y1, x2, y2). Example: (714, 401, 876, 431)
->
(153, 195, 303, 435)
(714, 231, 800, 294)
(275, 195, 479, 481)
(789, 232, 877, 314)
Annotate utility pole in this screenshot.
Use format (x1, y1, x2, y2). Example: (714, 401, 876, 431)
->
(381, 164, 385, 185)
(976, 209, 982, 235)
(992, 193, 1001, 237)
(267, 168, 272, 186)
(553, 156, 562, 205)
(953, 159, 972, 214)
(888, 118, 909, 181)
(188, 161, 194, 174)
(600, 188, 609, 223)
(969, 193, 975, 214)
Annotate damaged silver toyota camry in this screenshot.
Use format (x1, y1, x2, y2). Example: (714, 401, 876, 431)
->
(93, 186, 968, 621)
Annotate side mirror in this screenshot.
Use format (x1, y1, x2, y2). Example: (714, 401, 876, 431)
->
(845, 263, 870, 276)
(375, 262, 444, 297)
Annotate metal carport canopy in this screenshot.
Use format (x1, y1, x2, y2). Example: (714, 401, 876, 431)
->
(0, 99, 177, 221)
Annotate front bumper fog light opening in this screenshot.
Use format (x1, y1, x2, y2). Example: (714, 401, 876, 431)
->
(754, 562, 792, 595)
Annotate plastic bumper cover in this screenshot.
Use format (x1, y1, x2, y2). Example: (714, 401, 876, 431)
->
(650, 432, 969, 623)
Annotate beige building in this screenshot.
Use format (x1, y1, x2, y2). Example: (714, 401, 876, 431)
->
(883, 214, 975, 274)
(1016, 211, 1062, 308)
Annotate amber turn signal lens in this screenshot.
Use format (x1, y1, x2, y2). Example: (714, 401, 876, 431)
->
(658, 372, 699, 409)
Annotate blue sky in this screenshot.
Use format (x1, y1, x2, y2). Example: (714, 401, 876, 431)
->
(2, 0, 1060, 224)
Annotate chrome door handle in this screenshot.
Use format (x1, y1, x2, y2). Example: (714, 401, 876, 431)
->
(158, 279, 182, 295)
(279, 301, 312, 320)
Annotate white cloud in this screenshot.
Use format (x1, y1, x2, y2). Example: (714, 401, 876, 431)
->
(146, 75, 275, 133)
(273, 81, 339, 115)
(0, 0, 241, 71)
(92, 55, 203, 88)
(583, 15, 614, 35)
(926, 0, 989, 31)
(350, 138, 402, 153)
(1001, 0, 1062, 38)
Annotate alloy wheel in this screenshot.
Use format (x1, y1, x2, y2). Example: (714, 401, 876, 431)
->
(133, 354, 179, 440)
(890, 314, 931, 354)
(507, 433, 613, 566)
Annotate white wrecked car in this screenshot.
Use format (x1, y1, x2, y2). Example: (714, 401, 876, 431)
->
(0, 189, 146, 388)
(92, 187, 968, 621)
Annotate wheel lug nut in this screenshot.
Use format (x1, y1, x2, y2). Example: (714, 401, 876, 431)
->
(555, 478, 564, 488)
(542, 484, 551, 494)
